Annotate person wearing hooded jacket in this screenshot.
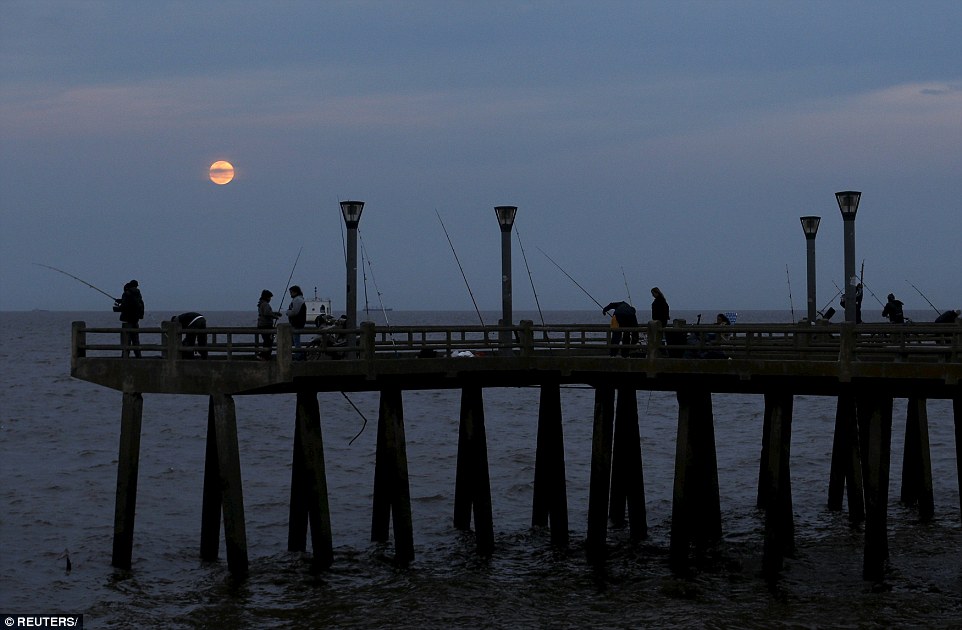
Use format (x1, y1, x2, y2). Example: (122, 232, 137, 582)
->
(113, 280, 144, 357)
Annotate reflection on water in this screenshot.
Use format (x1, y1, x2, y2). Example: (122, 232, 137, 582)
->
(0, 311, 959, 628)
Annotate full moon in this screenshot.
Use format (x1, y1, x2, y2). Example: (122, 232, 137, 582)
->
(209, 160, 235, 185)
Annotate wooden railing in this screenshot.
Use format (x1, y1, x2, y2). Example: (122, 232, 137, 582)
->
(72, 320, 962, 366)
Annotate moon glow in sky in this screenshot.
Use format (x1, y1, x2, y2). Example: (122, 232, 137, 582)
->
(209, 160, 235, 185)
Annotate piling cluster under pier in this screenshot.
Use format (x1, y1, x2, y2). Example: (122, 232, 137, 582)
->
(72, 319, 961, 582)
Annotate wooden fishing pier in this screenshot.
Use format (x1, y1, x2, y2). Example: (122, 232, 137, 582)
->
(70, 319, 961, 581)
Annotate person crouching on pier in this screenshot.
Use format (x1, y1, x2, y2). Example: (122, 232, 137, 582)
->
(256, 290, 280, 360)
(603, 300, 639, 357)
(882, 293, 905, 323)
(172, 312, 207, 359)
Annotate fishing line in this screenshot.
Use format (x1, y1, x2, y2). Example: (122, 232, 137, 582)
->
(436, 209, 485, 326)
(514, 226, 546, 328)
(906, 280, 942, 315)
(537, 247, 604, 310)
(342, 392, 369, 445)
(34, 263, 118, 303)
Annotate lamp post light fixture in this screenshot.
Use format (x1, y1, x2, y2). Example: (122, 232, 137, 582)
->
(800, 216, 821, 324)
(494, 205, 518, 355)
(340, 200, 365, 351)
(835, 191, 861, 323)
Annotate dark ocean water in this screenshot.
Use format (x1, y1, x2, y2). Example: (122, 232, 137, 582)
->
(1, 310, 959, 628)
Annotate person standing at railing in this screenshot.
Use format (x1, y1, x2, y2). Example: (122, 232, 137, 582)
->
(651, 287, 670, 326)
(285, 285, 307, 361)
(171, 312, 207, 359)
(882, 293, 905, 324)
(840, 283, 864, 323)
(603, 300, 638, 357)
(256, 290, 281, 361)
(113, 280, 144, 358)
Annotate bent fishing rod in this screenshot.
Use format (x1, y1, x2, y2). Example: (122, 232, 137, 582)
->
(537, 247, 604, 311)
(436, 209, 485, 326)
(907, 280, 942, 315)
(34, 263, 118, 302)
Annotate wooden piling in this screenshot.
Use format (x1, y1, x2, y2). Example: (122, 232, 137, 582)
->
(453, 385, 494, 555)
(531, 380, 569, 547)
(955, 391, 962, 523)
(761, 391, 795, 578)
(289, 391, 333, 571)
(900, 397, 934, 520)
(828, 392, 865, 521)
(111, 392, 143, 570)
(371, 387, 415, 565)
(201, 393, 249, 577)
(585, 385, 615, 564)
(200, 397, 221, 561)
(609, 387, 647, 541)
(669, 388, 721, 569)
(858, 391, 893, 581)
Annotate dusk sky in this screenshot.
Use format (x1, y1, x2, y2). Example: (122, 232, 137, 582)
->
(2, 1, 960, 315)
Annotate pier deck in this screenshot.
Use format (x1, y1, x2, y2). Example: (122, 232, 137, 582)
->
(70, 319, 961, 582)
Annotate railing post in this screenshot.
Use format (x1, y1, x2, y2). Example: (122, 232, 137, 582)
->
(71, 321, 86, 370)
(647, 321, 663, 373)
(276, 324, 293, 366)
(163, 320, 179, 364)
(839, 322, 856, 381)
(519, 320, 534, 357)
(361, 321, 376, 362)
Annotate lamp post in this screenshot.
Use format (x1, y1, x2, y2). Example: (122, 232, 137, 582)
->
(800, 216, 820, 324)
(494, 205, 518, 355)
(340, 200, 364, 351)
(835, 191, 861, 323)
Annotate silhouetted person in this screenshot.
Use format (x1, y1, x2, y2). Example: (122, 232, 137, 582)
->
(882, 293, 905, 323)
(113, 280, 144, 357)
(603, 300, 639, 357)
(934, 309, 960, 324)
(171, 312, 207, 359)
(256, 289, 280, 360)
(651, 287, 669, 326)
(286, 285, 307, 360)
(840, 283, 863, 323)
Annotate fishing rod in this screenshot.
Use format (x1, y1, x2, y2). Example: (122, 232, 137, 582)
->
(277, 246, 303, 312)
(906, 280, 942, 315)
(537, 247, 604, 310)
(359, 231, 398, 353)
(514, 226, 546, 328)
(436, 209, 485, 326)
(34, 263, 118, 302)
(818, 287, 842, 316)
(859, 260, 885, 307)
(785, 264, 795, 323)
(860, 280, 886, 307)
(621, 266, 633, 305)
